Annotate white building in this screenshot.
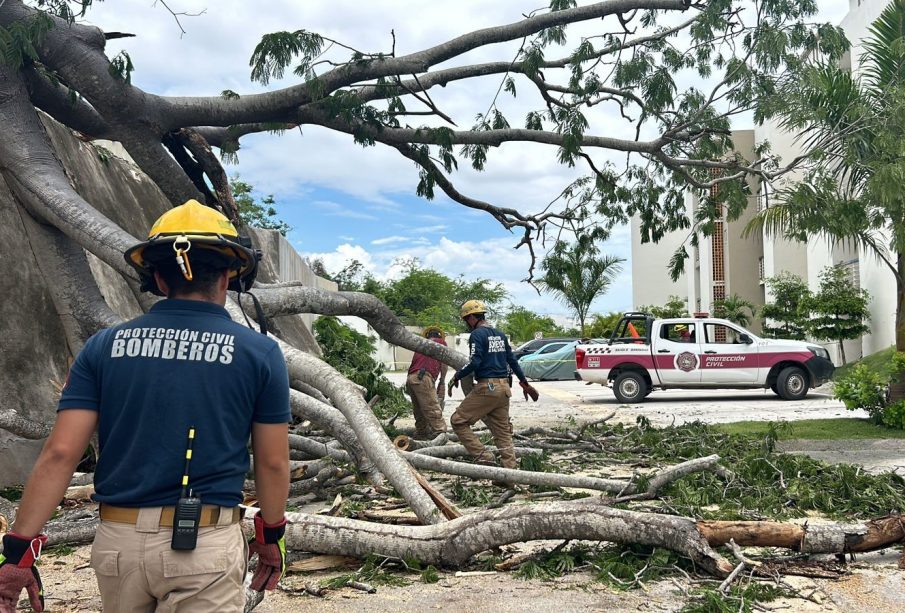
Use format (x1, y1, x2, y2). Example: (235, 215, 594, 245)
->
(632, 0, 895, 363)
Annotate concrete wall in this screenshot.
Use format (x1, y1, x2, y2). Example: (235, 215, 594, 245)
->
(630, 214, 689, 310)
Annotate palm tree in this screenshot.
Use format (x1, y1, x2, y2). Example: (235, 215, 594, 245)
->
(537, 238, 624, 337)
(712, 294, 758, 328)
(746, 0, 905, 397)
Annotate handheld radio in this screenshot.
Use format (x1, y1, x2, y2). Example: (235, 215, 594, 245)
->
(171, 426, 203, 551)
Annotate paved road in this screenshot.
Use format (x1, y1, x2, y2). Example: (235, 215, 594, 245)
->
(387, 371, 864, 428)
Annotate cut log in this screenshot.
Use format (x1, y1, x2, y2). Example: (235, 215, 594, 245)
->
(412, 470, 462, 520)
(698, 515, 905, 553)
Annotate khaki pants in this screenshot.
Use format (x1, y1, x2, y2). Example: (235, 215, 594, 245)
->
(90, 506, 247, 612)
(450, 379, 517, 469)
(406, 372, 447, 438)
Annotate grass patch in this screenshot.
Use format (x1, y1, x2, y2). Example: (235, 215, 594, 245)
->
(714, 418, 905, 440)
(833, 345, 895, 380)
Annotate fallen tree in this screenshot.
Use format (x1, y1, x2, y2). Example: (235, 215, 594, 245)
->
(0, 1, 893, 610)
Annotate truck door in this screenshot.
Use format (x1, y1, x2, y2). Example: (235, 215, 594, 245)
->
(654, 321, 702, 385)
(698, 322, 759, 383)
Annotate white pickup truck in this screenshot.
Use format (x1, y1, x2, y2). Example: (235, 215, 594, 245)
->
(575, 312, 835, 403)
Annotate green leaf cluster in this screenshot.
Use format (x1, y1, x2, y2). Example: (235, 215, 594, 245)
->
(596, 421, 905, 519)
(500, 306, 569, 344)
(249, 29, 324, 86)
(313, 316, 411, 419)
(537, 238, 624, 335)
(231, 176, 290, 235)
(835, 351, 905, 429)
(637, 295, 688, 319)
(0, 13, 53, 69)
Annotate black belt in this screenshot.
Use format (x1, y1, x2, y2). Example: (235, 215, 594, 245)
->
(476, 378, 508, 383)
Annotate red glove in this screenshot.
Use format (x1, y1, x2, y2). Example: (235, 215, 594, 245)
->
(248, 513, 287, 592)
(519, 380, 539, 402)
(0, 533, 47, 612)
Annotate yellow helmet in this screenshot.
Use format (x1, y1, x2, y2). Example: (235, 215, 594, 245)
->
(675, 324, 687, 332)
(423, 325, 444, 338)
(124, 199, 261, 296)
(460, 299, 487, 319)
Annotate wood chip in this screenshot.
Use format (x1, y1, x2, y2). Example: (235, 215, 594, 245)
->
(454, 571, 498, 577)
(288, 555, 360, 572)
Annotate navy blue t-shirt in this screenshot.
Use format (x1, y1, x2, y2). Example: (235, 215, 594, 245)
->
(455, 325, 526, 382)
(58, 299, 290, 507)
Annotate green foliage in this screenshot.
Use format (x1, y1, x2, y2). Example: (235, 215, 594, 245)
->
(591, 421, 905, 519)
(538, 238, 624, 335)
(835, 351, 905, 429)
(313, 316, 410, 419)
(108, 50, 134, 84)
(584, 311, 624, 339)
(514, 542, 685, 590)
(715, 417, 905, 439)
(0, 486, 23, 501)
(449, 478, 494, 507)
(420, 565, 440, 583)
(682, 582, 791, 613)
(760, 272, 810, 339)
(346, 260, 507, 331)
(0, 13, 53, 69)
(231, 176, 290, 235)
(802, 265, 870, 364)
(882, 400, 905, 429)
(712, 293, 757, 327)
(320, 555, 410, 589)
(249, 29, 325, 86)
(501, 306, 567, 344)
(638, 295, 688, 319)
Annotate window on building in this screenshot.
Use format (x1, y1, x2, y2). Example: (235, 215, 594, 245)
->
(758, 256, 765, 282)
(840, 259, 860, 287)
(704, 323, 745, 344)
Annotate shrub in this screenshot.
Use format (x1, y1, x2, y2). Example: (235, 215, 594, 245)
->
(834, 352, 905, 429)
(313, 316, 411, 419)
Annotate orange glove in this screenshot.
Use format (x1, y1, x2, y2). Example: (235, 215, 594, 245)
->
(519, 380, 539, 402)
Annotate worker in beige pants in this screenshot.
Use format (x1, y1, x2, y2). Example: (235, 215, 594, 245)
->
(449, 378, 518, 468)
(447, 300, 539, 472)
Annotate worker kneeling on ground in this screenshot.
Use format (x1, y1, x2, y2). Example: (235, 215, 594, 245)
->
(447, 300, 539, 472)
(406, 326, 449, 439)
(0, 200, 291, 612)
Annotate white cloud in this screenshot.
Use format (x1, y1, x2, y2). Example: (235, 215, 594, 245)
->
(306, 232, 634, 319)
(371, 235, 409, 246)
(312, 200, 378, 221)
(412, 225, 448, 234)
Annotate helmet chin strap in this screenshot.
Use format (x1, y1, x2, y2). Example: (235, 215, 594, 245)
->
(236, 282, 268, 336)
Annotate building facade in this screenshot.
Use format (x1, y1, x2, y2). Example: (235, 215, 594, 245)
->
(632, 0, 895, 363)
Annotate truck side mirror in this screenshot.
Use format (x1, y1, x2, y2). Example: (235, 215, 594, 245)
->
(739, 333, 753, 344)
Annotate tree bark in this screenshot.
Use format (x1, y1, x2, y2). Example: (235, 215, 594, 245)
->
(284, 500, 733, 575)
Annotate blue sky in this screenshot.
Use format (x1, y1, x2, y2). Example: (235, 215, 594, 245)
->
(83, 0, 851, 323)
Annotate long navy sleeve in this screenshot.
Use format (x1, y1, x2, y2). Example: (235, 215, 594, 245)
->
(455, 325, 526, 382)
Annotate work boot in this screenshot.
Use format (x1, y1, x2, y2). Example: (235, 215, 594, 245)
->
(412, 430, 432, 441)
(475, 453, 497, 466)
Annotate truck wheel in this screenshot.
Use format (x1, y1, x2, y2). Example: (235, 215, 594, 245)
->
(770, 382, 780, 396)
(613, 371, 646, 404)
(777, 366, 809, 400)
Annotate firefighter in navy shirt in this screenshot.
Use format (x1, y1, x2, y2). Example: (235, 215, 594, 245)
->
(447, 300, 539, 471)
(0, 201, 290, 612)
